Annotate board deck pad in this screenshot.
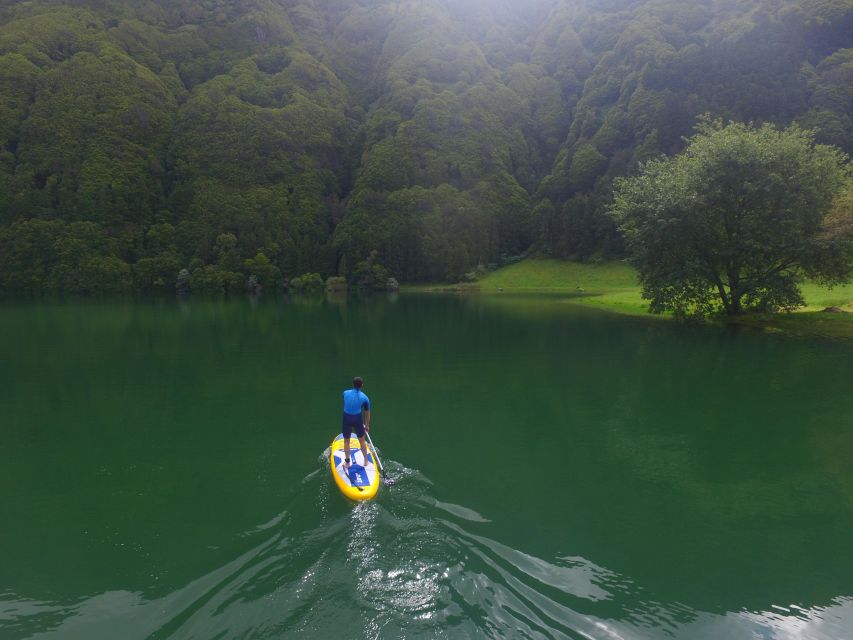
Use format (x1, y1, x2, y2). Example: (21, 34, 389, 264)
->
(334, 450, 372, 486)
(329, 435, 380, 500)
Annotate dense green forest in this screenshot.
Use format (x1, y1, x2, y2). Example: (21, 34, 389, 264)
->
(0, 0, 851, 294)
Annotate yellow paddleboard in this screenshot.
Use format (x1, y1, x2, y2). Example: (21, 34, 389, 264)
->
(329, 433, 380, 501)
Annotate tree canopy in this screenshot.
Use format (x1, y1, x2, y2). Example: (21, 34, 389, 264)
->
(610, 120, 853, 316)
(0, 0, 852, 294)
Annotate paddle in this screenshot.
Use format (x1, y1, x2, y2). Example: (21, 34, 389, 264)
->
(365, 430, 395, 486)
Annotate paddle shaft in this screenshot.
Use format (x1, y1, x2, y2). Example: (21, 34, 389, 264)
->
(365, 430, 389, 479)
(346, 466, 364, 491)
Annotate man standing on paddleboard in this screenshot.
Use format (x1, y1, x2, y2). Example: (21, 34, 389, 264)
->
(342, 377, 371, 470)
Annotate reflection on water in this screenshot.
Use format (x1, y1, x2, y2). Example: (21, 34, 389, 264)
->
(1, 297, 852, 639)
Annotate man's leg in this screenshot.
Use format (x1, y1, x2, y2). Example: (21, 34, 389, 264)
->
(343, 422, 352, 469)
(358, 435, 369, 466)
(343, 436, 351, 468)
(342, 415, 354, 469)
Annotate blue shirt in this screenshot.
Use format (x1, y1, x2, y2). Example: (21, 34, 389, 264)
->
(343, 388, 370, 415)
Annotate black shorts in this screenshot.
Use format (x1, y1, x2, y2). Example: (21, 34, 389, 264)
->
(342, 412, 365, 439)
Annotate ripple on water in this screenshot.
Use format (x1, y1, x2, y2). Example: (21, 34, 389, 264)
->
(5, 462, 852, 640)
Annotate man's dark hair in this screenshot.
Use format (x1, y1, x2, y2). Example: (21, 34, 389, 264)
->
(353, 377, 363, 388)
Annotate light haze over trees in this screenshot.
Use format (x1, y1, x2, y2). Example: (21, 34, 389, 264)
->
(0, 0, 851, 296)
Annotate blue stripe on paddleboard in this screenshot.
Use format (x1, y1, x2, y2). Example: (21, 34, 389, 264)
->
(346, 465, 370, 486)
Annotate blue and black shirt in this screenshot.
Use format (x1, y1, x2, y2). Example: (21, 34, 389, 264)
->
(343, 388, 370, 415)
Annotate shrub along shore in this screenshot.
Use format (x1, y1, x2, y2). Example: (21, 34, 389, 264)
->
(405, 259, 853, 339)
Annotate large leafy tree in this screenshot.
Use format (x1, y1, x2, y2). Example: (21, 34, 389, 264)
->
(610, 120, 853, 317)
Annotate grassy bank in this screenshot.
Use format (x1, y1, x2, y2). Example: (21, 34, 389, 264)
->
(406, 258, 853, 338)
(475, 259, 649, 314)
(402, 259, 645, 313)
(730, 280, 853, 339)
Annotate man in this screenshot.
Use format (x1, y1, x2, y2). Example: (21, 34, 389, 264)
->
(342, 376, 371, 470)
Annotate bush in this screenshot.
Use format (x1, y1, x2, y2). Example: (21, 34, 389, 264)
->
(134, 253, 181, 292)
(243, 252, 282, 292)
(289, 272, 325, 293)
(463, 264, 488, 282)
(326, 276, 348, 292)
(190, 265, 243, 295)
(353, 250, 394, 290)
(176, 268, 191, 295)
(78, 255, 132, 295)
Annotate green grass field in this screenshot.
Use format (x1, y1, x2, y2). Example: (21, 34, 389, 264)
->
(796, 281, 853, 312)
(474, 258, 650, 314)
(420, 258, 853, 337)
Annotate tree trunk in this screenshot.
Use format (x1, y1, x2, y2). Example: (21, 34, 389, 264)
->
(729, 292, 743, 315)
(713, 279, 733, 315)
(726, 268, 743, 315)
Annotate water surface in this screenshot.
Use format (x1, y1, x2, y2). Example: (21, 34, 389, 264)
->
(1, 295, 852, 639)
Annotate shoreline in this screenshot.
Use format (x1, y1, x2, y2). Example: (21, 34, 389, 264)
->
(402, 259, 853, 339)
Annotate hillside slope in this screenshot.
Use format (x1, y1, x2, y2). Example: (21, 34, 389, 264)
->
(0, 0, 850, 293)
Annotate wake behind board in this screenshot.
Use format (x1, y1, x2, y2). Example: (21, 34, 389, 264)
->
(330, 433, 380, 501)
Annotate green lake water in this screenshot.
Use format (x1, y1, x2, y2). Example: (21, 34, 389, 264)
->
(1, 294, 852, 639)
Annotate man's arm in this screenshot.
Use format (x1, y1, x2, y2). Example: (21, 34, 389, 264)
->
(363, 409, 371, 432)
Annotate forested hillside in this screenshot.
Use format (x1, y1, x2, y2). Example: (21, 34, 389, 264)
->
(0, 0, 850, 294)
